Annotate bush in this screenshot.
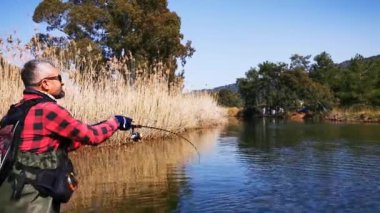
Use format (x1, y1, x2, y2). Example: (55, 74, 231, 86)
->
(217, 89, 243, 107)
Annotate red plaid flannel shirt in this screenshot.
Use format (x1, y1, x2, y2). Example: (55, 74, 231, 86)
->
(18, 89, 119, 154)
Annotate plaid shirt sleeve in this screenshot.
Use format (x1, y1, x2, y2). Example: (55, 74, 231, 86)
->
(43, 102, 119, 150)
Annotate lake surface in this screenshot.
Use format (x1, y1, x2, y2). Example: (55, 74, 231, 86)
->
(64, 119, 380, 212)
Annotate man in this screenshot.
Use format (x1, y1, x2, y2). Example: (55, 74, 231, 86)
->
(0, 59, 132, 212)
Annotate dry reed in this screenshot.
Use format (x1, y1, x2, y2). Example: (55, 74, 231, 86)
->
(0, 35, 226, 141)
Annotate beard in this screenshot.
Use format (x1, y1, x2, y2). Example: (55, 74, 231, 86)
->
(53, 89, 65, 99)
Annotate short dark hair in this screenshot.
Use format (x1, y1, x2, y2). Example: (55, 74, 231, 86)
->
(21, 59, 54, 87)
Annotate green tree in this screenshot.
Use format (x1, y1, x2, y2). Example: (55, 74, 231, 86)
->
(237, 67, 260, 109)
(365, 58, 380, 106)
(334, 55, 366, 106)
(33, 0, 195, 81)
(238, 53, 380, 116)
(281, 69, 334, 111)
(237, 62, 288, 111)
(238, 57, 335, 115)
(310, 52, 335, 83)
(217, 89, 243, 107)
(290, 54, 311, 71)
(334, 54, 380, 107)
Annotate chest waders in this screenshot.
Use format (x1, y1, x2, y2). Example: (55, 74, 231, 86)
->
(12, 146, 77, 203)
(0, 98, 77, 204)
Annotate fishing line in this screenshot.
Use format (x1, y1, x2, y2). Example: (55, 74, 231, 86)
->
(131, 124, 200, 161)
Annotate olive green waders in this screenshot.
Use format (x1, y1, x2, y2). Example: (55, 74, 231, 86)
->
(0, 181, 60, 213)
(0, 151, 62, 212)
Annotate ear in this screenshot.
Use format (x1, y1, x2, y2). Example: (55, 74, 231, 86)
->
(40, 80, 50, 91)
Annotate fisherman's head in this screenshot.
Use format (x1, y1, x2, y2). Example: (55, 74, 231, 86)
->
(21, 59, 65, 99)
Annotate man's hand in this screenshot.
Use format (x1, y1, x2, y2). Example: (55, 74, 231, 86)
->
(115, 115, 133, 130)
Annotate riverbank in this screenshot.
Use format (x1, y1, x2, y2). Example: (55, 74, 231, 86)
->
(324, 108, 380, 123)
(224, 105, 380, 124)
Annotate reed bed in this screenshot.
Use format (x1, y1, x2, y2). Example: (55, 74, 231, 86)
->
(62, 75, 225, 141)
(0, 35, 226, 140)
(0, 56, 24, 111)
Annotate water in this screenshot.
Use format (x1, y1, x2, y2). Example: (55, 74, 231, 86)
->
(65, 119, 380, 212)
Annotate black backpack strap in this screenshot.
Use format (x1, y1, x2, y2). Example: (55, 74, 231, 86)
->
(0, 104, 19, 128)
(0, 98, 53, 186)
(12, 98, 54, 157)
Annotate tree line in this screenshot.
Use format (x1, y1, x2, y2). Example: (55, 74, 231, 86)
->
(217, 52, 380, 114)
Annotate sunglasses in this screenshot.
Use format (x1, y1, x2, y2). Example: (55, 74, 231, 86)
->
(30, 75, 62, 86)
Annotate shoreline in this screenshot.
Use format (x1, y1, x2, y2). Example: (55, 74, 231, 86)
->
(223, 107, 380, 124)
(324, 108, 380, 124)
(324, 114, 380, 124)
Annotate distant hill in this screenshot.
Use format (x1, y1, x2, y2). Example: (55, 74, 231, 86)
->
(192, 83, 239, 92)
(211, 83, 239, 93)
(194, 83, 238, 93)
(338, 54, 380, 68)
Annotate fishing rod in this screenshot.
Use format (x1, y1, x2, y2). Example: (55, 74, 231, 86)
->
(130, 124, 200, 161)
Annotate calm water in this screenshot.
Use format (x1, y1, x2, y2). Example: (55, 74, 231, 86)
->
(65, 119, 380, 212)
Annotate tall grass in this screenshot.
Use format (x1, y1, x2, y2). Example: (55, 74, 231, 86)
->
(0, 35, 226, 140)
(0, 56, 24, 111)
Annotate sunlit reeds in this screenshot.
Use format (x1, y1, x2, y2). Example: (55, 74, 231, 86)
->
(0, 55, 24, 111)
(0, 35, 226, 140)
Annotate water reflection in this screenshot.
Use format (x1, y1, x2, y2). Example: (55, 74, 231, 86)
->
(235, 118, 380, 150)
(229, 118, 380, 212)
(63, 119, 380, 212)
(63, 128, 222, 212)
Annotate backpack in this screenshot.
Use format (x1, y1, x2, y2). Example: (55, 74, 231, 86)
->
(0, 98, 50, 186)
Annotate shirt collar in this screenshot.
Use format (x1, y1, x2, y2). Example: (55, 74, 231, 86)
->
(23, 88, 57, 103)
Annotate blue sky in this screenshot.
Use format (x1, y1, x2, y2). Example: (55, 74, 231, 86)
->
(1, 0, 379, 90)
